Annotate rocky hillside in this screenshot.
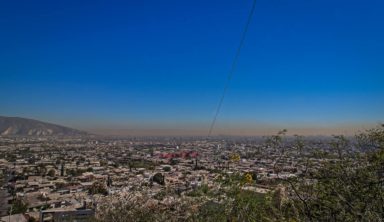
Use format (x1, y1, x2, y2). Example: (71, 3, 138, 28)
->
(0, 116, 87, 136)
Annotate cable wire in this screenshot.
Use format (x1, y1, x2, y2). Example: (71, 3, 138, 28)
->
(208, 0, 257, 137)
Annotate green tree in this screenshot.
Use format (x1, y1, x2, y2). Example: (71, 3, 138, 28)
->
(47, 169, 56, 177)
(163, 166, 171, 172)
(89, 181, 108, 195)
(284, 125, 384, 221)
(9, 198, 28, 214)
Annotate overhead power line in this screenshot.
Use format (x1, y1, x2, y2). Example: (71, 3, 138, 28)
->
(208, 0, 257, 137)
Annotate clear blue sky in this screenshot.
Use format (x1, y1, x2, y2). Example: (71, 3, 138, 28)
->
(0, 0, 383, 135)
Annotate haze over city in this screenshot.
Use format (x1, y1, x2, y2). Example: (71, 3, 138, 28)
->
(1, 0, 383, 136)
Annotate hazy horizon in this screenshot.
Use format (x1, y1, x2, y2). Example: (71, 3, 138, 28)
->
(2, 114, 377, 136)
(86, 125, 377, 137)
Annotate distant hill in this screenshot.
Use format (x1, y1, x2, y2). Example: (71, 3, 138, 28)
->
(0, 116, 87, 136)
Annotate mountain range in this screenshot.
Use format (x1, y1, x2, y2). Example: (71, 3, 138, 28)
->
(0, 116, 87, 136)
